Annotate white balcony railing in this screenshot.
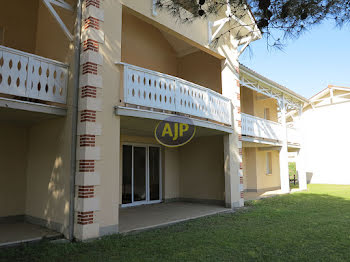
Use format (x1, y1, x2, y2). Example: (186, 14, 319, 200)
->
(241, 113, 301, 145)
(119, 63, 232, 125)
(0, 45, 68, 104)
(241, 113, 283, 141)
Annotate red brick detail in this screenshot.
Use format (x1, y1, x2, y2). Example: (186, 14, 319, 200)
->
(83, 39, 99, 52)
(237, 93, 241, 100)
(237, 120, 242, 128)
(240, 162, 243, 170)
(81, 86, 97, 98)
(238, 134, 242, 141)
(84, 17, 100, 30)
(240, 177, 244, 184)
(237, 107, 241, 114)
(86, 0, 100, 8)
(80, 134, 96, 147)
(77, 211, 94, 225)
(240, 191, 244, 199)
(239, 148, 243, 155)
(82, 62, 98, 75)
(79, 160, 95, 172)
(236, 79, 240, 88)
(78, 185, 95, 198)
(81, 110, 96, 122)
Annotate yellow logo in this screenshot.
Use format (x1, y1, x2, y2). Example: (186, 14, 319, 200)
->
(155, 116, 196, 147)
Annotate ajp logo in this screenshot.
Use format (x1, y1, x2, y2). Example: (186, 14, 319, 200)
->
(155, 116, 196, 147)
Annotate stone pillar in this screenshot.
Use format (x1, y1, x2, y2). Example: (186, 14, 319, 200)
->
(220, 43, 244, 208)
(74, 0, 105, 240)
(278, 96, 290, 193)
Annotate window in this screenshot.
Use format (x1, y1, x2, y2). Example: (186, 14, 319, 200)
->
(266, 152, 272, 175)
(264, 108, 270, 120)
(0, 26, 4, 45)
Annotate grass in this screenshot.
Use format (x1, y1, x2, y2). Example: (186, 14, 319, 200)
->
(2, 184, 350, 262)
(290, 183, 299, 189)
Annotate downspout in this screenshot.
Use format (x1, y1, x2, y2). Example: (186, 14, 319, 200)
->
(69, 0, 82, 241)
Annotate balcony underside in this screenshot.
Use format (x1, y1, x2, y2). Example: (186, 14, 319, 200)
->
(116, 106, 233, 136)
(0, 97, 66, 126)
(242, 137, 301, 150)
(242, 136, 282, 146)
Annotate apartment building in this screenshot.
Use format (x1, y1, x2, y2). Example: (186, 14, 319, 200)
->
(0, 0, 307, 244)
(240, 65, 308, 195)
(299, 85, 350, 185)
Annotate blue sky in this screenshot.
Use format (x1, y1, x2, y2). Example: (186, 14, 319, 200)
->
(240, 21, 350, 99)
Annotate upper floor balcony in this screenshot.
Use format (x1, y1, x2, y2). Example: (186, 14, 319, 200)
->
(116, 63, 232, 131)
(241, 113, 301, 146)
(0, 45, 68, 105)
(0, 0, 76, 117)
(239, 64, 307, 147)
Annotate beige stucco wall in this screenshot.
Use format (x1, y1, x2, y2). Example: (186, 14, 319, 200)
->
(121, 1, 218, 58)
(35, 0, 76, 63)
(177, 51, 222, 94)
(243, 147, 257, 191)
(243, 147, 280, 191)
(163, 147, 180, 199)
(25, 118, 72, 235)
(0, 0, 39, 53)
(179, 136, 225, 201)
(255, 150, 280, 191)
(121, 10, 222, 94)
(121, 10, 178, 76)
(254, 96, 278, 122)
(96, 0, 122, 230)
(241, 87, 278, 122)
(0, 125, 28, 217)
(241, 87, 254, 115)
(22, 0, 77, 236)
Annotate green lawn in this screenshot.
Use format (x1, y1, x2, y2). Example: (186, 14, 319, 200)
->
(2, 184, 350, 262)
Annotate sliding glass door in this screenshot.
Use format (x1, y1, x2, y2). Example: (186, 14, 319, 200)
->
(122, 144, 161, 206)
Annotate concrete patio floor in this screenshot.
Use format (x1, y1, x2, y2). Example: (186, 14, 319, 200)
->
(0, 222, 62, 247)
(119, 202, 230, 233)
(244, 188, 303, 201)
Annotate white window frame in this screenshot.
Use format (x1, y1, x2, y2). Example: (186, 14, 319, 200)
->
(121, 142, 162, 208)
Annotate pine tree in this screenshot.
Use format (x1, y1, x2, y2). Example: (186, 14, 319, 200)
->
(156, 0, 349, 46)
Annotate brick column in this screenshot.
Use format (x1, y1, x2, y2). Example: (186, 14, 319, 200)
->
(74, 0, 104, 240)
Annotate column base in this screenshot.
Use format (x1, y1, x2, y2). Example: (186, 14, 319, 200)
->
(74, 223, 99, 241)
(225, 199, 244, 209)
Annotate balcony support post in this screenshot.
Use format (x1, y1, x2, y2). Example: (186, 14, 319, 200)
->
(278, 95, 290, 193)
(296, 106, 307, 190)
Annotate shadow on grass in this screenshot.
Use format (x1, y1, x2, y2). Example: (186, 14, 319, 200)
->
(1, 188, 350, 262)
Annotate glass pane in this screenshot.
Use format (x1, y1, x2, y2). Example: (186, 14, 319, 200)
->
(149, 147, 160, 201)
(134, 147, 146, 202)
(122, 145, 132, 204)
